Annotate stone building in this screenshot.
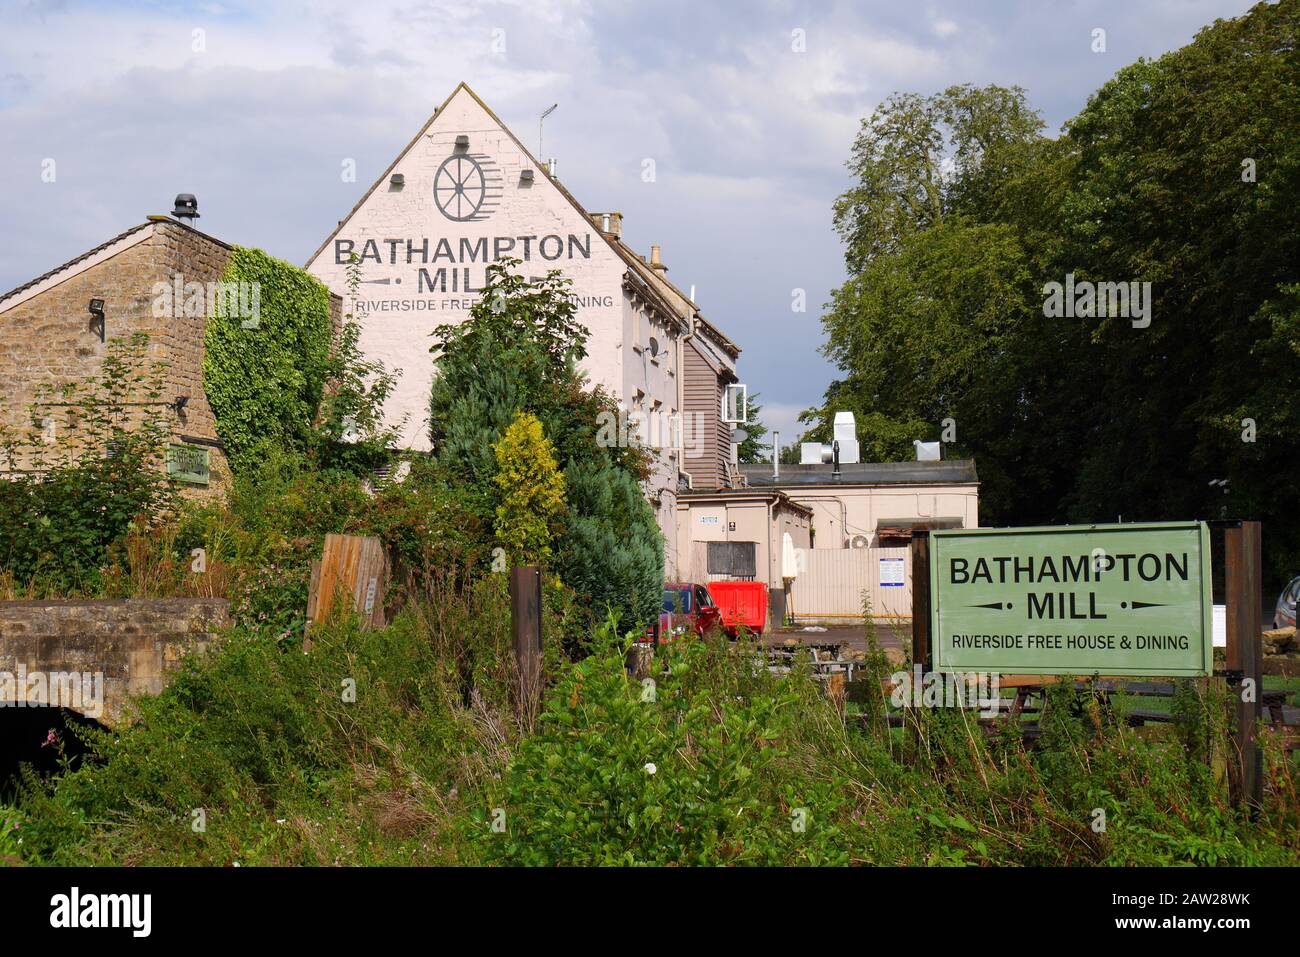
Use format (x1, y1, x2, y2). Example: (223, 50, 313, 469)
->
(0, 216, 339, 495)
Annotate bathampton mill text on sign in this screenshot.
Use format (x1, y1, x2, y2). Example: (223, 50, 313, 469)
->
(930, 522, 1212, 677)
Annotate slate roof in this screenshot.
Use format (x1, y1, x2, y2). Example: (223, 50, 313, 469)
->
(739, 459, 979, 488)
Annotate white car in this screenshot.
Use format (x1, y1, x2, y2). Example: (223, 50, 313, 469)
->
(1274, 575, 1299, 630)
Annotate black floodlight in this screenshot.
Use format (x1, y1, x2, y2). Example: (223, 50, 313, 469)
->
(520, 169, 535, 184)
(172, 193, 199, 221)
(454, 134, 469, 149)
(390, 173, 405, 188)
(173, 395, 189, 414)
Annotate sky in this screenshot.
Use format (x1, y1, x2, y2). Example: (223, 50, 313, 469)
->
(0, 0, 1261, 445)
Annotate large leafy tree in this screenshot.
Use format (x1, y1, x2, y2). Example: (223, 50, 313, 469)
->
(429, 260, 664, 630)
(809, 1, 1300, 581)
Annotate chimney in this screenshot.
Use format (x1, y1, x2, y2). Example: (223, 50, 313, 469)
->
(649, 244, 667, 274)
(591, 212, 623, 241)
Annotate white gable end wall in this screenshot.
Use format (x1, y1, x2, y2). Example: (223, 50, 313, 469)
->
(307, 85, 631, 451)
(306, 84, 684, 573)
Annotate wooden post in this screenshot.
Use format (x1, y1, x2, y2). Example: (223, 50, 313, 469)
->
(510, 566, 543, 716)
(911, 531, 931, 670)
(909, 531, 932, 756)
(1224, 521, 1263, 812)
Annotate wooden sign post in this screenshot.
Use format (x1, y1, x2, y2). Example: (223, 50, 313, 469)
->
(1224, 521, 1263, 812)
(909, 531, 931, 756)
(510, 566, 543, 717)
(911, 530, 931, 671)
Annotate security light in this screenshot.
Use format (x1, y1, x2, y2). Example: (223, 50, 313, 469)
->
(520, 169, 535, 184)
(454, 134, 469, 148)
(389, 173, 405, 188)
(173, 395, 189, 413)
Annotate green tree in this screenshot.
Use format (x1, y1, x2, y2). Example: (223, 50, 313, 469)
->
(493, 411, 566, 566)
(430, 260, 664, 631)
(313, 254, 407, 476)
(809, 2, 1300, 579)
(832, 84, 1043, 276)
(735, 392, 771, 464)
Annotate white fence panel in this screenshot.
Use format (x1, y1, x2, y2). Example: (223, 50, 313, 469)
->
(787, 547, 912, 621)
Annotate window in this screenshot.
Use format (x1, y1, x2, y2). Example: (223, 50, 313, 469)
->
(1286, 576, 1300, 603)
(722, 383, 747, 424)
(663, 587, 691, 614)
(707, 541, 757, 579)
(695, 585, 715, 610)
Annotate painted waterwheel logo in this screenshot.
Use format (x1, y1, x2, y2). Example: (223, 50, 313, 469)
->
(434, 153, 496, 221)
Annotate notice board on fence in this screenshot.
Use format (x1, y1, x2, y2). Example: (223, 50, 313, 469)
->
(930, 522, 1212, 676)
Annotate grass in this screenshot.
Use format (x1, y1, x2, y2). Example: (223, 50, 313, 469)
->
(3, 600, 1296, 867)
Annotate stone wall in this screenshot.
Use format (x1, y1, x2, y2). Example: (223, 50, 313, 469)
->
(0, 597, 230, 727)
(0, 220, 230, 484)
(0, 218, 341, 499)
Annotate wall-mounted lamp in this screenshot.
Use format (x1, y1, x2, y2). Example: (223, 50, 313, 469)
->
(454, 134, 469, 149)
(520, 169, 535, 184)
(88, 298, 105, 342)
(173, 395, 190, 415)
(389, 173, 405, 188)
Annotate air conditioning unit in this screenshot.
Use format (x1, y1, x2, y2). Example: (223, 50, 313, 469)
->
(914, 440, 941, 461)
(847, 534, 870, 549)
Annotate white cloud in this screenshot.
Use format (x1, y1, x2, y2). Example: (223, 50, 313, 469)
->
(0, 0, 1261, 452)
(932, 18, 960, 39)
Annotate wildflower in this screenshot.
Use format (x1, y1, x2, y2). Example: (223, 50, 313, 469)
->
(41, 729, 58, 748)
(644, 763, 657, 775)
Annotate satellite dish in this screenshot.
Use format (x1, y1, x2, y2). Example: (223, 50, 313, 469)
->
(730, 428, 749, 445)
(648, 337, 659, 357)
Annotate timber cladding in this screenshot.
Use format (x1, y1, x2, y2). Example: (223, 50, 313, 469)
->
(306, 534, 390, 639)
(682, 337, 731, 489)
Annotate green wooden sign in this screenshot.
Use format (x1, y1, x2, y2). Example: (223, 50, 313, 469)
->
(930, 522, 1212, 677)
(166, 443, 210, 486)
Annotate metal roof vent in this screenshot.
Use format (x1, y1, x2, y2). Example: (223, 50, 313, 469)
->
(172, 194, 199, 222)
